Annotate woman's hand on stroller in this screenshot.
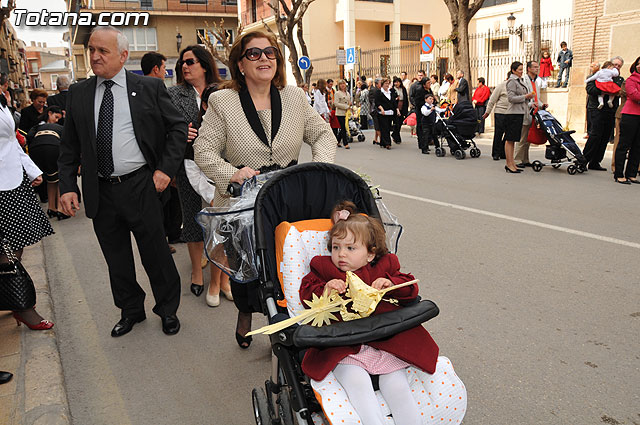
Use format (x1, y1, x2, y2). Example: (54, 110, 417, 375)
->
(230, 167, 260, 184)
(371, 278, 392, 290)
(326, 279, 347, 294)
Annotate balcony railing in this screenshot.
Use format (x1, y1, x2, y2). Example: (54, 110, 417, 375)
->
(86, 0, 237, 14)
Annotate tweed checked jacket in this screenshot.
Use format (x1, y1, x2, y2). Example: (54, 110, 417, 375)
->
(168, 83, 201, 160)
(194, 85, 336, 205)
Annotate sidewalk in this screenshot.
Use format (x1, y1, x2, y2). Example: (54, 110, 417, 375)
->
(0, 242, 70, 425)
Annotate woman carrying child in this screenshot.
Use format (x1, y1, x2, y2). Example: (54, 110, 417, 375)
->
(585, 61, 621, 109)
(299, 201, 439, 425)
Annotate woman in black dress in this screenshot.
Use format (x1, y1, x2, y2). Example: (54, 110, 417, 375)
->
(375, 78, 396, 150)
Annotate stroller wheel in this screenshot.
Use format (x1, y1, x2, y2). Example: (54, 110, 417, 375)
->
(252, 388, 273, 425)
(576, 166, 585, 174)
(532, 161, 544, 172)
(277, 387, 295, 425)
(358, 134, 365, 142)
(470, 148, 481, 158)
(454, 150, 466, 160)
(435, 147, 445, 157)
(567, 165, 577, 175)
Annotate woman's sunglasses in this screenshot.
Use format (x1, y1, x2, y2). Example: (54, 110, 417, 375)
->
(180, 58, 199, 67)
(242, 46, 278, 61)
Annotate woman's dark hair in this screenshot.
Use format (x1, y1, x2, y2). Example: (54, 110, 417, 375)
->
(630, 56, 640, 74)
(445, 73, 454, 82)
(510, 61, 523, 72)
(198, 84, 218, 123)
(392, 76, 402, 85)
(37, 105, 63, 123)
(226, 30, 286, 91)
(175, 45, 221, 86)
(477, 77, 485, 85)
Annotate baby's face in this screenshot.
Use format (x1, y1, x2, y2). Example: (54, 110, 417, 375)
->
(330, 231, 374, 272)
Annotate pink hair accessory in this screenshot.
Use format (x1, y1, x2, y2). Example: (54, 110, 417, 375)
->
(333, 209, 350, 222)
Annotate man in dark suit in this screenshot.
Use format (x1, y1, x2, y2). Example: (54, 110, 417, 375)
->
(455, 70, 470, 103)
(59, 26, 187, 337)
(47, 75, 71, 125)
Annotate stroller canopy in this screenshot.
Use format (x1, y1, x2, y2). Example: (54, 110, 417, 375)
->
(254, 163, 380, 284)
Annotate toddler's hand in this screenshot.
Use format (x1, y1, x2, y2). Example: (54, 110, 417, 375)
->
(371, 278, 392, 290)
(325, 279, 346, 294)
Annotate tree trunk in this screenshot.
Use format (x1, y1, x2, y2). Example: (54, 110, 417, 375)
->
(532, 0, 541, 61)
(443, 0, 485, 89)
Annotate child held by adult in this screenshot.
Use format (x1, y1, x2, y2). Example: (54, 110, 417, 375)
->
(299, 201, 439, 425)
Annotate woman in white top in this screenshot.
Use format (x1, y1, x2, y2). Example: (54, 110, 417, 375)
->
(313, 79, 331, 122)
(0, 93, 54, 330)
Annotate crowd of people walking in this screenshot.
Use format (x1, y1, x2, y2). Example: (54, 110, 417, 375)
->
(0, 27, 638, 393)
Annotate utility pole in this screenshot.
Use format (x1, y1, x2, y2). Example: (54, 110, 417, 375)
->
(532, 0, 541, 61)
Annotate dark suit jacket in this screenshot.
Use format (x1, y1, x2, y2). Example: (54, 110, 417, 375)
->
(58, 70, 187, 218)
(47, 90, 68, 110)
(455, 77, 470, 102)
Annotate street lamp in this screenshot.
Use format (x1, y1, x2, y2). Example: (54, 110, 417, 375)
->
(176, 30, 183, 53)
(507, 13, 523, 41)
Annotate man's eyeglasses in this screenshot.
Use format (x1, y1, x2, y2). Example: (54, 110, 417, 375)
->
(180, 58, 199, 67)
(242, 46, 278, 61)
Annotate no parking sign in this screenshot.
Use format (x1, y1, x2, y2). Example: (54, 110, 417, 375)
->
(421, 34, 435, 54)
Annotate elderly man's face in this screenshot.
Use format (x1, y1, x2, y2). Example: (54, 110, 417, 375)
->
(590, 62, 600, 74)
(89, 29, 128, 79)
(612, 59, 623, 70)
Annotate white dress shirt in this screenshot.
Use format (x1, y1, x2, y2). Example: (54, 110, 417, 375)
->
(0, 103, 41, 190)
(94, 67, 146, 176)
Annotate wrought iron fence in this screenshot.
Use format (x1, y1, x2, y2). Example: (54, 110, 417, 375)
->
(309, 19, 572, 88)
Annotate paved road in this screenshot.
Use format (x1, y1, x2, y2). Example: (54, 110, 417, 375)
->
(44, 129, 640, 425)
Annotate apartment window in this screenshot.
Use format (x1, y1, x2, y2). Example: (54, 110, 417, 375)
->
(51, 74, 58, 90)
(401, 24, 422, 41)
(491, 38, 509, 53)
(122, 27, 157, 51)
(481, 0, 516, 7)
(384, 24, 422, 42)
(29, 59, 38, 73)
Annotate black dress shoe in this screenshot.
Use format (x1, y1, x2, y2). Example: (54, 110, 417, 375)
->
(492, 156, 500, 161)
(0, 371, 13, 385)
(161, 315, 180, 335)
(421, 149, 430, 154)
(588, 164, 607, 171)
(516, 162, 531, 169)
(190, 283, 204, 297)
(111, 316, 146, 337)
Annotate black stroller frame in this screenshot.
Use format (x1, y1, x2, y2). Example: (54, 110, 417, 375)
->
(249, 163, 439, 425)
(529, 109, 588, 175)
(348, 107, 366, 143)
(433, 112, 481, 160)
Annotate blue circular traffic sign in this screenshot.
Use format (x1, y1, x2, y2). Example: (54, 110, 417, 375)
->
(298, 56, 311, 70)
(421, 34, 435, 54)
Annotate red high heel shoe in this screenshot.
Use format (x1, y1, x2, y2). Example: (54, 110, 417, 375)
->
(13, 312, 54, 330)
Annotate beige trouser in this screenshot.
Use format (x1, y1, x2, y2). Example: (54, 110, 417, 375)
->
(514, 122, 533, 164)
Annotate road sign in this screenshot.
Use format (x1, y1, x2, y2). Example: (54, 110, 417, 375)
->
(420, 53, 434, 62)
(346, 47, 356, 64)
(421, 34, 435, 54)
(336, 49, 346, 65)
(298, 56, 311, 70)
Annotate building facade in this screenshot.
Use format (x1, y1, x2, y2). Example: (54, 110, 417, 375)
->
(0, 8, 29, 107)
(567, 0, 640, 132)
(66, 0, 238, 83)
(25, 43, 72, 95)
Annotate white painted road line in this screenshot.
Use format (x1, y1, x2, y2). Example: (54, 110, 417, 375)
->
(381, 189, 640, 250)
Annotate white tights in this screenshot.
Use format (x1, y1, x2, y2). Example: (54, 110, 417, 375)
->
(332, 364, 421, 425)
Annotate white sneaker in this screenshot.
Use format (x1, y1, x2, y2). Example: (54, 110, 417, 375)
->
(607, 99, 614, 108)
(597, 103, 604, 110)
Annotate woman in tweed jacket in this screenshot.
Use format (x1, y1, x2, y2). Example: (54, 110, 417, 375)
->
(194, 30, 336, 348)
(168, 45, 232, 306)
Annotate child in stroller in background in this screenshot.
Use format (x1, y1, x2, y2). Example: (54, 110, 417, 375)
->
(299, 201, 440, 425)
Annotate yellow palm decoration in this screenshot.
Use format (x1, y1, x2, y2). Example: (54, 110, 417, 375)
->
(247, 272, 419, 336)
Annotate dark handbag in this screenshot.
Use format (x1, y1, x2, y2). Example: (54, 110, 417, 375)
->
(0, 238, 36, 311)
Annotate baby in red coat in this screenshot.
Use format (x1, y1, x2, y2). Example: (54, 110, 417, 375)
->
(299, 201, 439, 425)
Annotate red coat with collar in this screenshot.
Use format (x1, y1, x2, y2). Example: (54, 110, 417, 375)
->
(299, 254, 439, 381)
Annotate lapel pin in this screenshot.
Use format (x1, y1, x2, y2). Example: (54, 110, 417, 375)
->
(131, 92, 137, 96)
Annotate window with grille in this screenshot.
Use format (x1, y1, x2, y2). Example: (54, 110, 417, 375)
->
(384, 24, 422, 42)
(401, 24, 422, 41)
(121, 27, 157, 52)
(491, 38, 509, 53)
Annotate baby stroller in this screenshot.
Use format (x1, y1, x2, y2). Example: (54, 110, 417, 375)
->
(199, 163, 467, 425)
(347, 106, 366, 143)
(434, 101, 481, 160)
(530, 110, 588, 175)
